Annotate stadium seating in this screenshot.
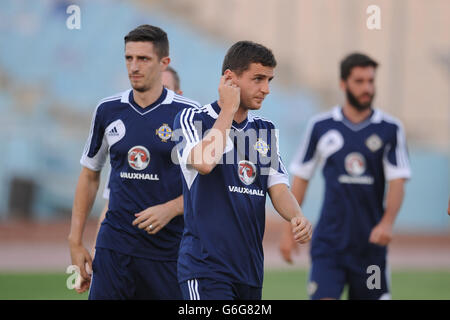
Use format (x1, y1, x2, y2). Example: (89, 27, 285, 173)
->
(0, 0, 447, 233)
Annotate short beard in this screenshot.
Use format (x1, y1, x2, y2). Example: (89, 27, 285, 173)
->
(346, 88, 374, 111)
(132, 84, 151, 93)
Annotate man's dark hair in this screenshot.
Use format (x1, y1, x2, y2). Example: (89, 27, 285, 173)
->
(340, 53, 378, 80)
(165, 66, 180, 91)
(124, 24, 169, 59)
(222, 41, 277, 75)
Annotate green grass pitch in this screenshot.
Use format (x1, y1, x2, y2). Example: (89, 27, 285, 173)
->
(0, 269, 449, 300)
(262, 269, 450, 300)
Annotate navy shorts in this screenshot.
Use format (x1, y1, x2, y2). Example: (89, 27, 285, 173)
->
(89, 247, 182, 300)
(308, 253, 390, 300)
(179, 278, 262, 300)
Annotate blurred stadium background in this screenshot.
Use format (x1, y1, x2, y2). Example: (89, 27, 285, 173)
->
(0, 0, 448, 299)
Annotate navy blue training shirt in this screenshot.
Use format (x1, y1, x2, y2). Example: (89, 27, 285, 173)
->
(289, 105, 411, 258)
(80, 88, 201, 260)
(174, 101, 289, 288)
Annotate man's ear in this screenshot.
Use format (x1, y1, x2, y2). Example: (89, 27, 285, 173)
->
(223, 69, 237, 84)
(160, 56, 171, 70)
(224, 69, 236, 79)
(339, 79, 346, 92)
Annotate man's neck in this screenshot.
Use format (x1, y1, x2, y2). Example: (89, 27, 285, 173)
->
(342, 102, 372, 124)
(233, 107, 248, 124)
(133, 84, 163, 109)
(216, 102, 249, 124)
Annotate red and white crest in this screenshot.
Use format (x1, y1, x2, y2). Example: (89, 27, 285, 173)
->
(344, 152, 366, 176)
(127, 146, 150, 171)
(238, 160, 257, 185)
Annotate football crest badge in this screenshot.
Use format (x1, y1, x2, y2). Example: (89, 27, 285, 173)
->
(156, 123, 172, 142)
(254, 138, 270, 157)
(366, 134, 382, 152)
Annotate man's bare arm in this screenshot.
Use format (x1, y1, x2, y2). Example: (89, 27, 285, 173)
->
(369, 178, 406, 246)
(279, 176, 309, 263)
(269, 183, 312, 244)
(68, 167, 100, 293)
(188, 76, 240, 175)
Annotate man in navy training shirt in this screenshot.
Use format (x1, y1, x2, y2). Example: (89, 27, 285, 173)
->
(174, 41, 313, 300)
(68, 25, 200, 299)
(92, 66, 184, 257)
(279, 53, 411, 300)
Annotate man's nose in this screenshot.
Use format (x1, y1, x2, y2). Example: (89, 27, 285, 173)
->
(363, 81, 374, 93)
(130, 58, 139, 72)
(261, 81, 270, 95)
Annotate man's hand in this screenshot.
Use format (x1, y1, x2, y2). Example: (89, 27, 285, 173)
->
(218, 74, 240, 115)
(132, 203, 177, 235)
(268, 183, 311, 262)
(369, 178, 405, 246)
(279, 222, 300, 264)
(369, 221, 393, 246)
(69, 242, 92, 293)
(187, 75, 239, 175)
(291, 216, 312, 244)
(68, 166, 100, 294)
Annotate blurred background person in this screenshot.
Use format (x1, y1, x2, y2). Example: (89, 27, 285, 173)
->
(280, 53, 410, 300)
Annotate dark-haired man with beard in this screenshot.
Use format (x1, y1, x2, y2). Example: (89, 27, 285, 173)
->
(279, 53, 411, 300)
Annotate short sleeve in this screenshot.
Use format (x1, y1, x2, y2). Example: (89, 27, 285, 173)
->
(267, 125, 290, 189)
(80, 103, 109, 171)
(383, 122, 411, 181)
(173, 107, 204, 167)
(173, 107, 206, 189)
